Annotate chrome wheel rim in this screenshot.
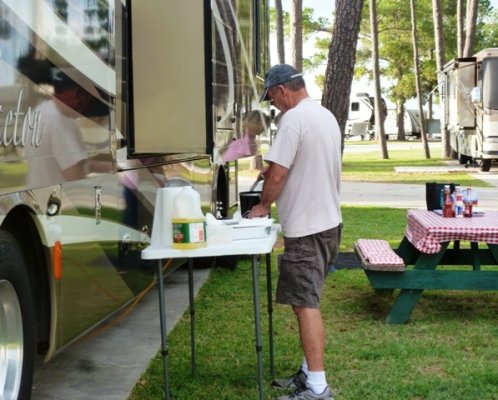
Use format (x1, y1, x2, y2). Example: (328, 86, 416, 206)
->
(0, 279, 23, 400)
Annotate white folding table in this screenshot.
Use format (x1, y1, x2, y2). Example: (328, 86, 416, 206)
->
(141, 225, 280, 400)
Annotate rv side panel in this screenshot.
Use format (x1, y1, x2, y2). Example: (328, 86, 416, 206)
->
(129, 0, 207, 154)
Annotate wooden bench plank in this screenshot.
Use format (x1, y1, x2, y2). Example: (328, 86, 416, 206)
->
(354, 239, 405, 272)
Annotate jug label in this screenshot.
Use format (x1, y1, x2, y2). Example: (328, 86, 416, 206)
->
(172, 220, 206, 245)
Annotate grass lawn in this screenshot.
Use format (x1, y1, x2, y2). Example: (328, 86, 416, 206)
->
(130, 206, 498, 399)
(342, 143, 490, 187)
(130, 142, 497, 399)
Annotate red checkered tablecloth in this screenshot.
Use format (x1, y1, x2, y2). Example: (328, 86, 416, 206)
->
(405, 209, 498, 254)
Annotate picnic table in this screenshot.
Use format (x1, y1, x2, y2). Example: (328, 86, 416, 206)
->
(360, 209, 498, 324)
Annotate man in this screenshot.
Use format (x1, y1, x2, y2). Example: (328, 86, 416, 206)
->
(249, 64, 342, 400)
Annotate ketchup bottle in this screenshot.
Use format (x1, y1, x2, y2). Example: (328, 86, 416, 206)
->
(443, 185, 453, 218)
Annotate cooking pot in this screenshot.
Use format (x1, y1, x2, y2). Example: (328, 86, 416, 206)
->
(239, 191, 262, 216)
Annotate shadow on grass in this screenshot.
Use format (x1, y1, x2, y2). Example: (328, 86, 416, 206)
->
(342, 273, 498, 324)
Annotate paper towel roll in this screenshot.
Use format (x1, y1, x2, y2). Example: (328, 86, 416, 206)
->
(150, 187, 182, 247)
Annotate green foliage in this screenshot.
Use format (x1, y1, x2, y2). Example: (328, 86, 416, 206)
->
(477, 7, 498, 49)
(269, 4, 333, 71)
(269, 0, 498, 100)
(269, 7, 290, 36)
(356, 0, 498, 109)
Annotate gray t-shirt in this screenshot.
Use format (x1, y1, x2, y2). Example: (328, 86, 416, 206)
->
(265, 97, 342, 237)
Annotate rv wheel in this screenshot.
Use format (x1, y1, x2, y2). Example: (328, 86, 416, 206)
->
(481, 159, 492, 172)
(458, 153, 471, 165)
(0, 231, 35, 400)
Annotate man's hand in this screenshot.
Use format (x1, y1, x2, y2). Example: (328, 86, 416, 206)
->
(248, 202, 270, 219)
(247, 162, 288, 219)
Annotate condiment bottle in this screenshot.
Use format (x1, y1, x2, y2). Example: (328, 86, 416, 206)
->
(454, 189, 464, 218)
(464, 187, 473, 217)
(443, 185, 453, 218)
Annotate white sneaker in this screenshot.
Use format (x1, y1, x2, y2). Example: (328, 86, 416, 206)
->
(271, 369, 307, 390)
(276, 385, 333, 400)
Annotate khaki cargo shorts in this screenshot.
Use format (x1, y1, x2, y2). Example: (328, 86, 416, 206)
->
(276, 225, 341, 308)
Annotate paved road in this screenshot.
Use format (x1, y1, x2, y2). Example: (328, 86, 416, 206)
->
(240, 161, 498, 210)
(340, 180, 497, 210)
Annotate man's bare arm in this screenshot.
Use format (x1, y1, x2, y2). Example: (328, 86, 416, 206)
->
(248, 162, 288, 218)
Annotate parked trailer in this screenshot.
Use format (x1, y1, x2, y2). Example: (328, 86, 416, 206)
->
(442, 48, 498, 171)
(345, 92, 387, 140)
(0, 0, 269, 398)
(384, 108, 422, 139)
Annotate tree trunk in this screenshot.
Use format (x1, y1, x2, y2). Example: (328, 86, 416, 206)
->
(322, 0, 364, 155)
(463, 0, 479, 57)
(409, 0, 430, 159)
(432, 0, 450, 158)
(396, 100, 406, 141)
(275, 0, 285, 64)
(370, 0, 388, 159)
(291, 0, 303, 70)
(457, 0, 465, 57)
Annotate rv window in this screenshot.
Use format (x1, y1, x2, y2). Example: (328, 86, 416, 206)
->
(351, 102, 360, 112)
(482, 58, 498, 110)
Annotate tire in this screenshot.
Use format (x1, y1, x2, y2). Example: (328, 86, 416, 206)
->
(458, 153, 470, 165)
(481, 159, 492, 172)
(0, 231, 35, 400)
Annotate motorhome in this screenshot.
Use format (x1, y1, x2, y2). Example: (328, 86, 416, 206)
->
(442, 48, 498, 171)
(384, 108, 422, 139)
(0, 0, 269, 398)
(346, 92, 387, 139)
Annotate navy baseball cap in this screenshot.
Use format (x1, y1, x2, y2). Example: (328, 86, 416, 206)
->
(260, 64, 303, 102)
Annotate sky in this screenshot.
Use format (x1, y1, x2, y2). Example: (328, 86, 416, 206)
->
(280, 0, 334, 19)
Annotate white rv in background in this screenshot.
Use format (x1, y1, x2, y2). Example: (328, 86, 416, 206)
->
(442, 48, 498, 171)
(346, 92, 387, 139)
(384, 108, 422, 139)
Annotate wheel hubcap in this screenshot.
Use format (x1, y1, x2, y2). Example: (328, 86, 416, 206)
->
(0, 279, 23, 400)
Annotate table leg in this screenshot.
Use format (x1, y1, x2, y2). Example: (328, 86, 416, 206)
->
(488, 244, 498, 264)
(396, 236, 419, 264)
(386, 242, 448, 324)
(471, 242, 480, 271)
(385, 289, 425, 324)
(265, 253, 274, 378)
(188, 259, 196, 377)
(251, 254, 264, 400)
(157, 260, 170, 400)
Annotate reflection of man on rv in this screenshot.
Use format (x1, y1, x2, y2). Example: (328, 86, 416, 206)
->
(346, 93, 387, 139)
